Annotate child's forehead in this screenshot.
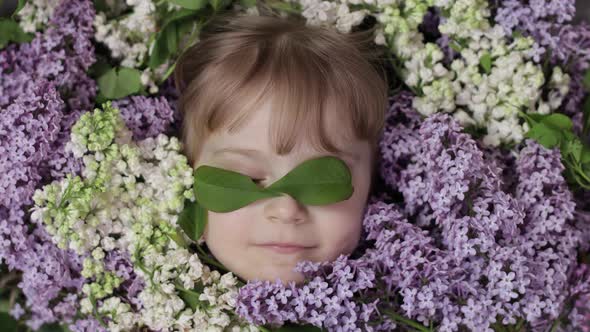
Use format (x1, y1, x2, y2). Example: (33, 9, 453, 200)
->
(206, 124, 364, 165)
(216, 96, 358, 146)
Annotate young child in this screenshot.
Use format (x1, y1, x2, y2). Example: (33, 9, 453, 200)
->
(173, 10, 389, 285)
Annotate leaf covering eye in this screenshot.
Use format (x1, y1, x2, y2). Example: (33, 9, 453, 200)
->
(178, 156, 354, 242)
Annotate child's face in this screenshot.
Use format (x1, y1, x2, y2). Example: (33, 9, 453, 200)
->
(193, 101, 373, 285)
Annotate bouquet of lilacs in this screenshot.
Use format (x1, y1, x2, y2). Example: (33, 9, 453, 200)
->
(29, 102, 258, 331)
(1, 0, 590, 332)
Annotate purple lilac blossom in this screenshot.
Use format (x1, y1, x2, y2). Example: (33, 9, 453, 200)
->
(0, 0, 105, 329)
(112, 95, 176, 141)
(236, 93, 585, 331)
(548, 262, 590, 332)
(420, 8, 457, 64)
(159, 76, 183, 138)
(104, 249, 144, 309)
(0, 80, 90, 330)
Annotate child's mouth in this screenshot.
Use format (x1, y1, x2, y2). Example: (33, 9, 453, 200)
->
(256, 242, 314, 254)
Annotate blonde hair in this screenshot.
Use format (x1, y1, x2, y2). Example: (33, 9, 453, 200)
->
(174, 10, 389, 169)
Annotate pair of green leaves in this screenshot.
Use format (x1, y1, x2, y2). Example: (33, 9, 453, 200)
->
(521, 111, 590, 189)
(178, 156, 354, 242)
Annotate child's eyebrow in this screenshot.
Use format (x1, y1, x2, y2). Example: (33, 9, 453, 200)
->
(213, 147, 360, 163)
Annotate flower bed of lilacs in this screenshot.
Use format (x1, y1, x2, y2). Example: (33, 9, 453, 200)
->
(0, 0, 589, 331)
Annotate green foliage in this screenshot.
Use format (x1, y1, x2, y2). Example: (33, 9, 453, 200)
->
(265, 156, 354, 205)
(0, 312, 19, 332)
(96, 66, 142, 101)
(524, 113, 572, 148)
(148, 9, 203, 69)
(178, 198, 208, 242)
(521, 112, 590, 189)
(0, 19, 33, 49)
(168, 0, 208, 10)
(176, 283, 206, 311)
(239, 0, 257, 8)
(193, 165, 281, 213)
(479, 52, 493, 74)
(209, 0, 233, 11)
(11, 0, 27, 17)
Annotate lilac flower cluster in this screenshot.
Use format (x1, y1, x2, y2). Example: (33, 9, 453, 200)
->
(0, 80, 88, 329)
(0, 0, 102, 329)
(112, 95, 176, 142)
(493, 0, 590, 119)
(559, 263, 590, 331)
(235, 93, 585, 331)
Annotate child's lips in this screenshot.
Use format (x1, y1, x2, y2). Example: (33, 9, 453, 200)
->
(256, 242, 314, 254)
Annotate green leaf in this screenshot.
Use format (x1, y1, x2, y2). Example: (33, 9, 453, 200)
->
(542, 113, 573, 131)
(0, 18, 33, 49)
(148, 30, 168, 69)
(209, 0, 231, 11)
(149, 8, 201, 69)
(0, 299, 8, 313)
(168, 228, 188, 248)
(581, 145, 590, 165)
(525, 122, 561, 148)
(88, 58, 112, 78)
(272, 324, 323, 332)
(583, 69, 590, 92)
(267, 156, 354, 205)
(97, 67, 142, 100)
(562, 139, 583, 163)
(11, 0, 27, 17)
(0, 312, 18, 332)
(39, 323, 70, 332)
(479, 52, 492, 74)
(511, 30, 523, 39)
(160, 8, 199, 29)
(165, 22, 179, 55)
(178, 199, 207, 242)
(525, 112, 546, 124)
(194, 166, 280, 212)
(168, 0, 207, 10)
(239, 0, 257, 8)
(176, 284, 205, 311)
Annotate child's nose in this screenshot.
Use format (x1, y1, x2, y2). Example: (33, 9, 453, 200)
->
(263, 194, 307, 224)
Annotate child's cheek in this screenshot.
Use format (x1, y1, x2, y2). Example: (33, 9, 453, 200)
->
(203, 209, 259, 272)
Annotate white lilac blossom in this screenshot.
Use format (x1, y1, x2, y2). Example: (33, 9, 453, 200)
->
(29, 103, 255, 330)
(294, 0, 374, 33)
(16, 0, 62, 33)
(371, 0, 571, 146)
(93, 0, 157, 68)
